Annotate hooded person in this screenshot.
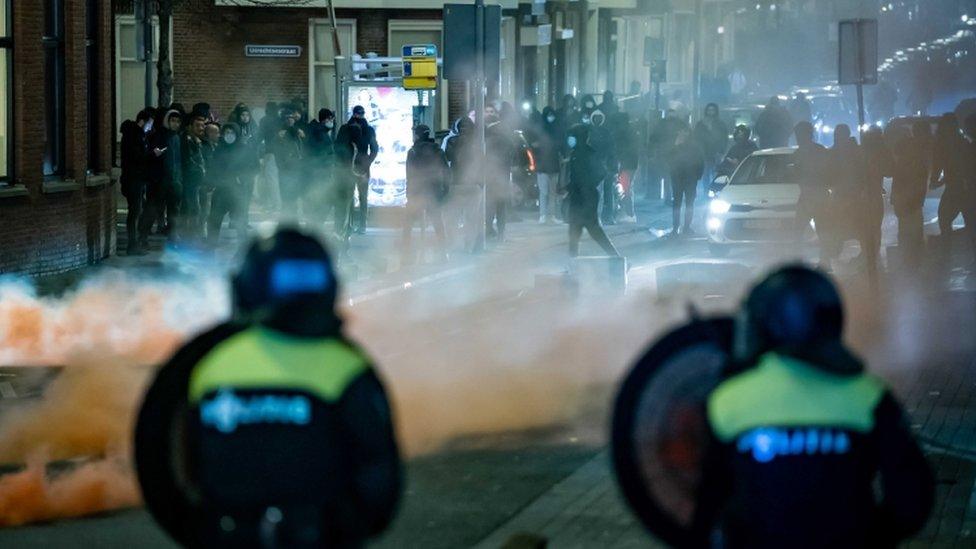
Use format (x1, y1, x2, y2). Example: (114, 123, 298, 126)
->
(206, 123, 249, 246)
(181, 110, 209, 239)
(534, 106, 564, 224)
(135, 228, 402, 549)
(402, 124, 449, 263)
(485, 104, 517, 241)
(718, 125, 758, 177)
(754, 96, 793, 149)
(694, 103, 730, 183)
(586, 109, 619, 224)
(890, 120, 932, 265)
(565, 124, 620, 257)
(120, 109, 153, 255)
(691, 265, 933, 548)
(667, 127, 705, 237)
(600, 90, 619, 116)
(230, 104, 259, 226)
(139, 108, 185, 244)
(580, 94, 598, 124)
(792, 121, 835, 269)
(930, 113, 971, 240)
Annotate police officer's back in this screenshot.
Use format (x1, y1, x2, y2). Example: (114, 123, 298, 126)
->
(693, 266, 933, 548)
(135, 228, 401, 548)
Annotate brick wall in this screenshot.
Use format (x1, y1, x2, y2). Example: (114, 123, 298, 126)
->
(166, 5, 466, 122)
(0, 0, 116, 276)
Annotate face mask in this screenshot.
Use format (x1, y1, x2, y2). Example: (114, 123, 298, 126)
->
(585, 103, 594, 109)
(582, 116, 591, 125)
(546, 115, 556, 123)
(224, 133, 237, 144)
(325, 121, 335, 129)
(143, 119, 153, 133)
(567, 136, 578, 149)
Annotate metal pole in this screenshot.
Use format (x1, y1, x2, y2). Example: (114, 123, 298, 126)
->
(474, 0, 487, 253)
(854, 20, 866, 134)
(327, 0, 342, 57)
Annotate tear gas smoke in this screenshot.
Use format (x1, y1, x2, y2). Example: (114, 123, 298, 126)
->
(0, 244, 948, 527)
(0, 258, 695, 527)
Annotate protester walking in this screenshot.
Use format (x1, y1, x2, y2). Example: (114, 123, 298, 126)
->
(402, 125, 449, 264)
(566, 124, 620, 257)
(668, 128, 705, 237)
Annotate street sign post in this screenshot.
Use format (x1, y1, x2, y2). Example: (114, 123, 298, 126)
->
(838, 18, 878, 132)
(402, 44, 438, 90)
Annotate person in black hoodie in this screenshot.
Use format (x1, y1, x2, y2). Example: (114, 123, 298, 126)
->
(718, 125, 758, 177)
(206, 123, 248, 247)
(402, 125, 449, 263)
(230, 104, 259, 227)
(139, 108, 184, 244)
(276, 107, 307, 219)
(566, 124, 620, 257)
(305, 108, 337, 224)
(120, 109, 153, 255)
(181, 111, 208, 240)
(348, 106, 379, 234)
(534, 107, 563, 224)
(668, 128, 705, 237)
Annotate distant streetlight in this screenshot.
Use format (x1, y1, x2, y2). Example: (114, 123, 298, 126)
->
(717, 26, 725, 34)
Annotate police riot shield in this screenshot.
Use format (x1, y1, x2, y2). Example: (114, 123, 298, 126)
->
(611, 317, 735, 546)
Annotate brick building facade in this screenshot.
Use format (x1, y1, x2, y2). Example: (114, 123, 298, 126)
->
(0, 0, 116, 276)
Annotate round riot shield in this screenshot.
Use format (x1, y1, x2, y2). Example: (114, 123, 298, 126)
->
(611, 317, 734, 546)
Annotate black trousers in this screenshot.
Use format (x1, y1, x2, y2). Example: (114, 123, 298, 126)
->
(207, 186, 247, 246)
(896, 207, 925, 266)
(569, 216, 619, 257)
(139, 179, 181, 241)
(670, 177, 697, 231)
(355, 176, 369, 231)
(123, 181, 146, 249)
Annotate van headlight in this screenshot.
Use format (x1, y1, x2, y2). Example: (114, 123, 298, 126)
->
(709, 199, 732, 214)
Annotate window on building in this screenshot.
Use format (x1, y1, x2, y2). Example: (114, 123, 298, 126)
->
(0, 0, 11, 183)
(43, 0, 66, 177)
(86, 0, 99, 173)
(309, 19, 356, 118)
(115, 15, 163, 142)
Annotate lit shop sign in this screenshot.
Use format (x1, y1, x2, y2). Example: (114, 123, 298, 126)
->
(244, 45, 302, 58)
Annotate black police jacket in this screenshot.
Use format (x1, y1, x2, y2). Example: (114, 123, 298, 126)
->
(135, 322, 402, 549)
(691, 352, 934, 549)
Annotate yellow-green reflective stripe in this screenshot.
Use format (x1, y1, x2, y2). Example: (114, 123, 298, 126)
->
(707, 353, 885, 442)
(188, 328, 368, 404)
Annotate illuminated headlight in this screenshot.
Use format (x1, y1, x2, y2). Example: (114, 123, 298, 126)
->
(707, 217, 723, 231)
(709, 199, 732, 215)
(707, 189, 717, 198)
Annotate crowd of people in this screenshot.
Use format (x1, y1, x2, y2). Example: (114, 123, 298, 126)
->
(119, 100, 378, 256)
(120, 90, 976, 268)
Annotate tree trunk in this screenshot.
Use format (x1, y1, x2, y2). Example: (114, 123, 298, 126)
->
(156, 0, 174, 108)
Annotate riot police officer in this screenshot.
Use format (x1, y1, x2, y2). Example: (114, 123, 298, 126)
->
(692, 265, 933, 548)
(135, 228, 401, 548)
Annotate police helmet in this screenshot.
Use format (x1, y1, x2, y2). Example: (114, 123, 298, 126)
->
(232, 228, 338, 334)
(735, 265, 844, 366)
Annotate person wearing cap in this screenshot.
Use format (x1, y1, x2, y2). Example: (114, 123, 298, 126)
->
(402, 124, 449, 264)
(348, 105, 379, 234)
(135, 227, 402, 548)
(691, 265, 933, 548)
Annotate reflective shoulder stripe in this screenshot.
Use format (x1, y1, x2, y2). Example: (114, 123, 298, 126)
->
(707, 353, 886, 443)
(188, 328, 369, 404)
